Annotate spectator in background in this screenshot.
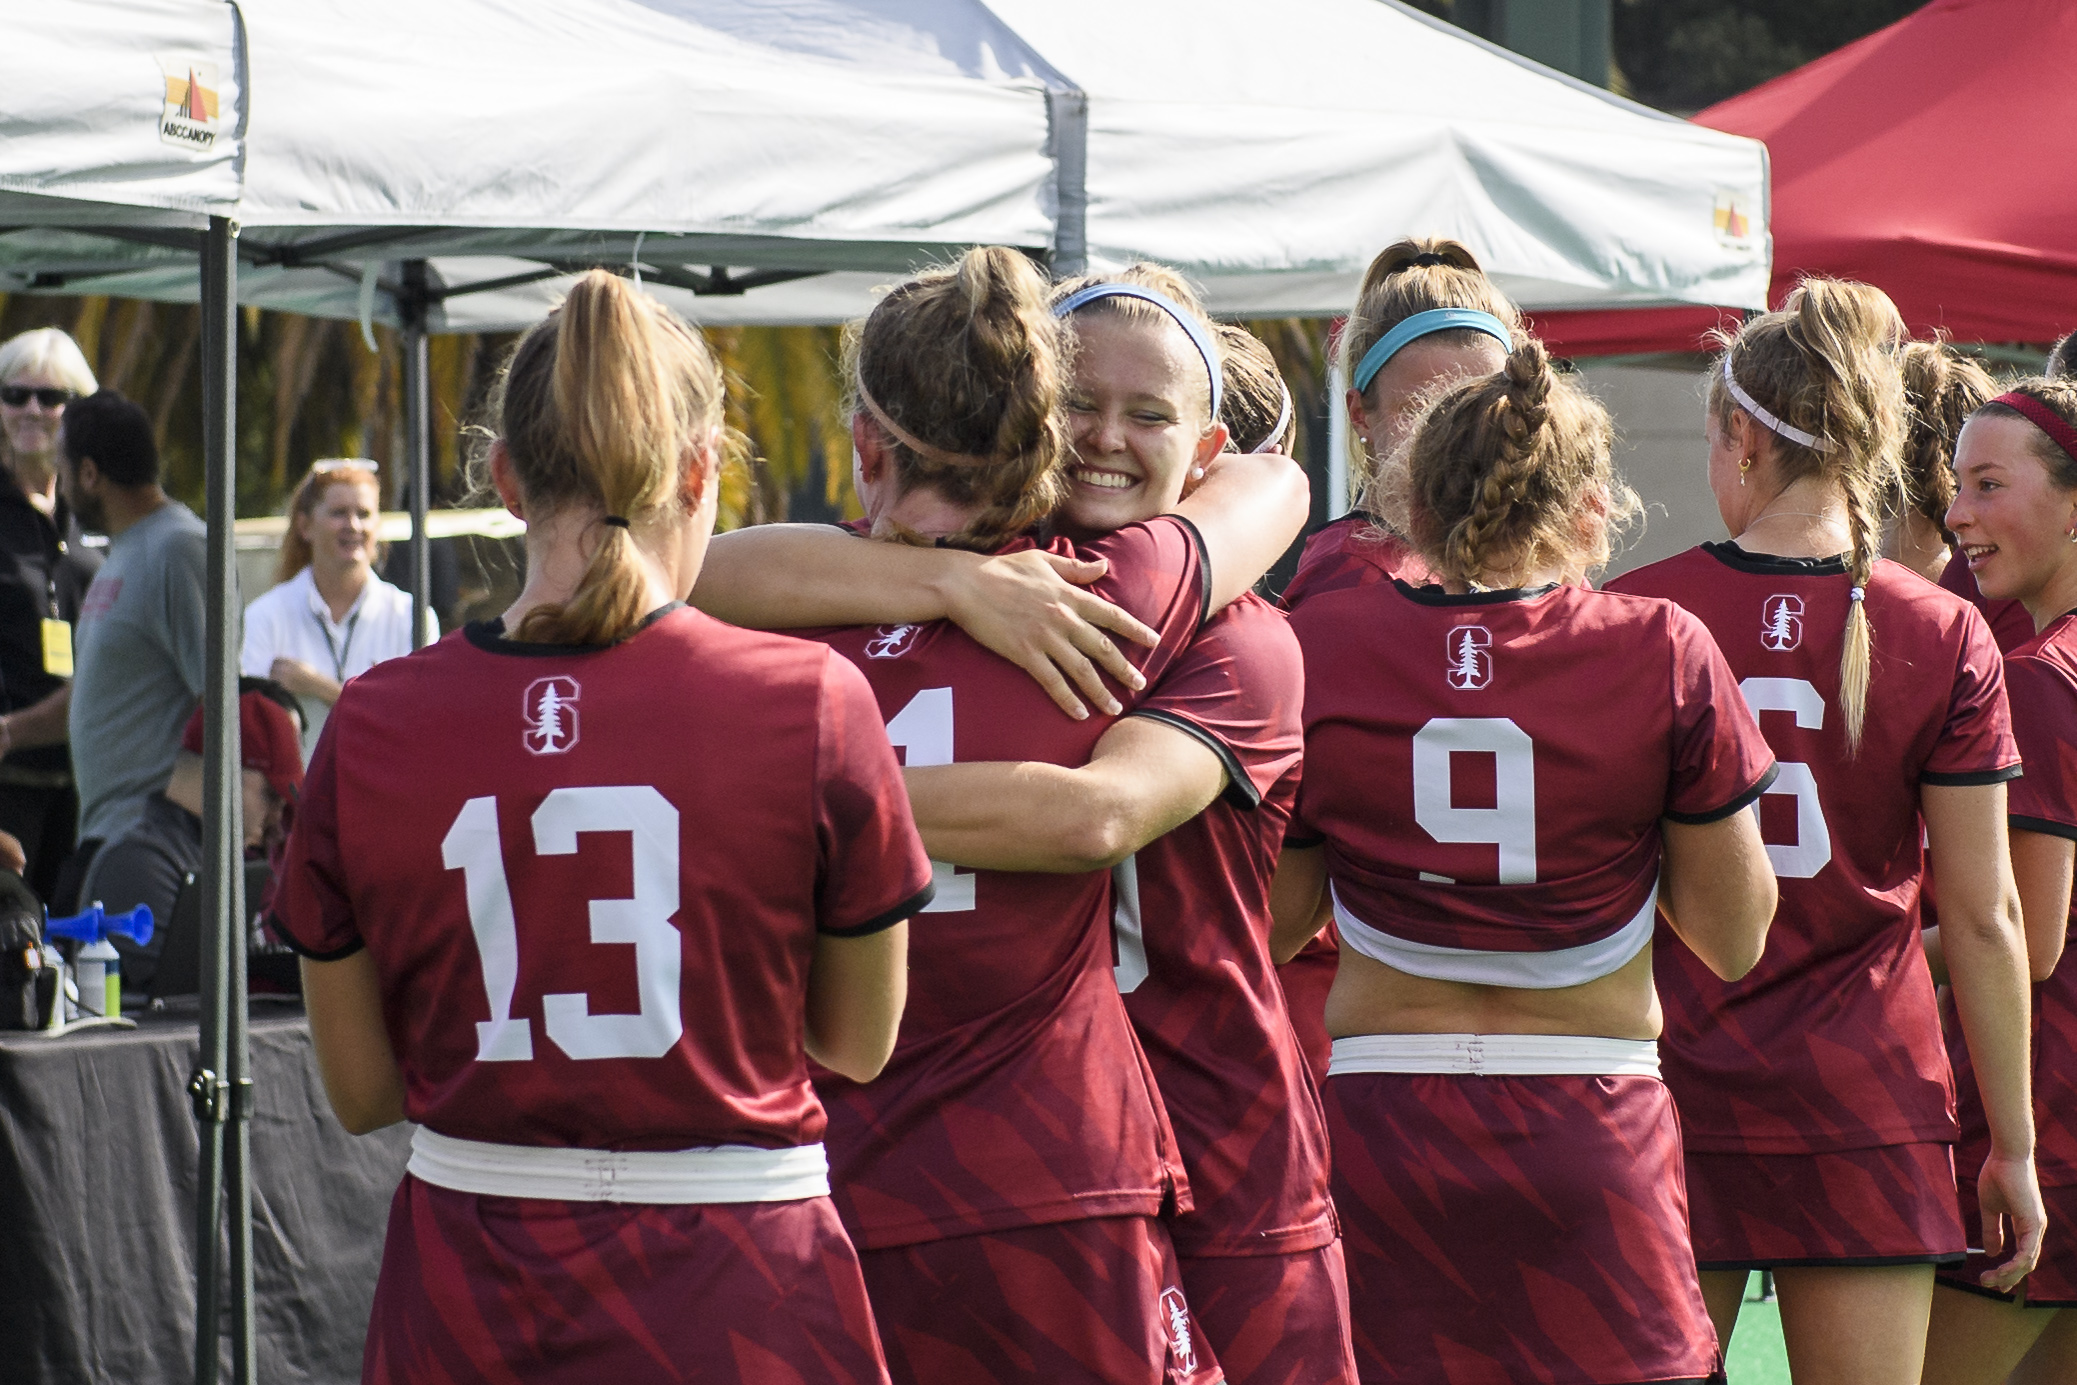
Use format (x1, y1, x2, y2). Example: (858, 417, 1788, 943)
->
(78, 680, 302, 991)
(58, 390, 208, 910)
(241, 460, 433, 756)
(0, 330, 103, 899)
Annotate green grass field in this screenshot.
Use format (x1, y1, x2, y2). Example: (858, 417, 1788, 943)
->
(1724, 1274, 1792, 1385)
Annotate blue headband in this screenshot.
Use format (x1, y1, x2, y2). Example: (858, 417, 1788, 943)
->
(1053, 284, 1223, 420)
(1351, 308, 1513, 393)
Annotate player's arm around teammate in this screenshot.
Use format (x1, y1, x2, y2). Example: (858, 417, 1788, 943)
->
(1923, 381, 2077, 1385)
(283, 271, 930, 1385)
(1274, 337, 1776, 1385)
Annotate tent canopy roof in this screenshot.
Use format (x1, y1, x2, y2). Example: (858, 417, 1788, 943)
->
(0, 0, 1770, 327)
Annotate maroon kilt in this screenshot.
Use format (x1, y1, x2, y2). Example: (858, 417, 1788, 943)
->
(364, 1174, 889, 1384)
(1684, 1143, 1965, 1268)
(1326, 1069, 1716, 1385)
(1177, 1240, 1358, 1385)
(857, 1215, 1221, 1385)
(1939, 1178, 2077, 1308)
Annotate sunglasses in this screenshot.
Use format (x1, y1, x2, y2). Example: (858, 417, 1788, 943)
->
(0, 386, 76, 409)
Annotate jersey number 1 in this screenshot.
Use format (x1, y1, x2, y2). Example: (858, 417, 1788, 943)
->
(884, 688, 976, 912)
(442, 788, 683, 1063)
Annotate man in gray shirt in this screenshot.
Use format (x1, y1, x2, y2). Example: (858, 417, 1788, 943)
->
(59, 390, 210, 859)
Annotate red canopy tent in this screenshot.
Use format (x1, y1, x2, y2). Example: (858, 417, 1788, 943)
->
(1535, 0, 2077, 355)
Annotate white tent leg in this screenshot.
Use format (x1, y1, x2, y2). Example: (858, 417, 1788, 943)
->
(402, 260, 432, 647)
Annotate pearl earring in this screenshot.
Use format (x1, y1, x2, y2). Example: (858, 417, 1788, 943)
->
(1739, 458, 1752, 487)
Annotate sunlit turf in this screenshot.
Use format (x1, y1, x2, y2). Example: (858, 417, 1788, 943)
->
(1724, 1273, 1792, 1385)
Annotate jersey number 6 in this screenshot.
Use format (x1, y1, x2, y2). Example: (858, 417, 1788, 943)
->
(442, 787, 684, 1064)
(1737, 677, 1833, 880)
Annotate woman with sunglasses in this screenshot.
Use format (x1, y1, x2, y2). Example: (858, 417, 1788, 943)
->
(241, 459, 438, 755)
(0, 329, 103, 898)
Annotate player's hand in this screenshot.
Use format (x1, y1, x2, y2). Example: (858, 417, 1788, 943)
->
(270, 657, 327, 698)
(942, 549, 1159, 720)
(1975, 1150, 2046, 1291)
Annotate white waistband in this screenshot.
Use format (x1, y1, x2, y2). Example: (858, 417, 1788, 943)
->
(1327, 1032, 1661, 1078)
(1332, 878, 1657, 990)
(407, 1127, 831, 1204)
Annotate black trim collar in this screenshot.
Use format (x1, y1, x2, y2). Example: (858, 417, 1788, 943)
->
(1392, 578, 1560, 607)
(1702, 540, 1849, 577)
(466, 603, 685, 657)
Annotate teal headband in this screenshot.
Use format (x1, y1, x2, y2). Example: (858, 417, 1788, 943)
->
(1351, 308, 1513, 393)
(1053, 283, 1223, 419)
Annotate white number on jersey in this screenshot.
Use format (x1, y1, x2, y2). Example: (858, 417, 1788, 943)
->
(441, 787, 685, 1063)
(1738, 677, 1833, 879)
(1411, 717, 1538, 884)
(1112, 854, 1148, 994)
(884, 687, 976, 912)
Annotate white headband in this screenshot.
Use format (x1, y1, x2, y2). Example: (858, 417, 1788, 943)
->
(1721, 356, 1828, 451)
(1248, 383, 1294, 454)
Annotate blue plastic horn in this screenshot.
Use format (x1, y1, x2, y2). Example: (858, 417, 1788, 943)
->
(47, 903, 155, 949)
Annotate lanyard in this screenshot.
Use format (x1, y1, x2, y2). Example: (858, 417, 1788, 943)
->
(312, 607, 362, 684)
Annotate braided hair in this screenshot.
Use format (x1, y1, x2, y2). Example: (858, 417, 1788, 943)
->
(1403, 339, 1633, 588)
(1898, 339, 1993, 538)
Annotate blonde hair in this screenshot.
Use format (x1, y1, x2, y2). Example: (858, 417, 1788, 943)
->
(1711, 277, 1907, 752)
(485, 270, 727, 645)
(0, 328, 97, 397)
(1051, 262, 1223, 432)
(1214, 323, 1295, 454)
(276, 460, 381, 584)
(1898, 339, 1994, 536)
(847, 246, 1072, 552)
(1403, 338, 1635, 587)
(1339, 237, 1520, 488)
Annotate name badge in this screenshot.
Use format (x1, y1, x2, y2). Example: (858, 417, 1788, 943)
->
(41, 619, 72, 677)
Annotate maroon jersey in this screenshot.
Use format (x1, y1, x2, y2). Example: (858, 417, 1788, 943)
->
(1115, 593, 1333, 1257)
(1951, 610, 2077, 1186)
(1939, 548, 2034, 653)
(807, 517, 1210, 1249)
(275, 606, 934, 1151)
(1277, 513, 1431, 614)
(1610, 545, 2019, 1153)
(1289, 580, 1773, 976)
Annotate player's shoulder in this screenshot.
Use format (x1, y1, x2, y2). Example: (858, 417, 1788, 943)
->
(1600, 543, 1723, 598)
(1865, 558, 1989, 650)
(2010, 611, 2077, 684)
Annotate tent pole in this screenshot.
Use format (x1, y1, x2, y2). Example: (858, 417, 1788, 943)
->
(402, 261, 431, 647)
(192, 214, 249, 1385)
(1046, 87, 1089, 277)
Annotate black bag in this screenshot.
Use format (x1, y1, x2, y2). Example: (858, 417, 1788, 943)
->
(0, 871, 54, 1030)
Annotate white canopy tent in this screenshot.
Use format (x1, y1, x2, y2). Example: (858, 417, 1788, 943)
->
(1, 0, 1769, 330)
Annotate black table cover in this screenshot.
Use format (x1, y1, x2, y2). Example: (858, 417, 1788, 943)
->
(0, 1004, 410, 1384)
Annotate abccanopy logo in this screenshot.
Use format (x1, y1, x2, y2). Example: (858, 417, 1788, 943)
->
(156, 56, 221, 151)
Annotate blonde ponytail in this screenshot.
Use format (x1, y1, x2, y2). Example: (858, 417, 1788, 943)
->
(1711, 278, 1905, 752)
(484, 269, 726, 645)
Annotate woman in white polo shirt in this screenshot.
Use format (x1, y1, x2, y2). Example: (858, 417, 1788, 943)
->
(241, 460, 436, 753)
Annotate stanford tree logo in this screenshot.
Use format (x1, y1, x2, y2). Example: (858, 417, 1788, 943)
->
(522, 676, 581, 755)
(1159, 1288, 1197, 1375)
(1761, 594, 1803, 652)
(1445, 624, 1493, 690)
(865, 624, 920, 659)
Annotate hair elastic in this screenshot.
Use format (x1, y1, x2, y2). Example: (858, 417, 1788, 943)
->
(1351, 308, 1513, 393)
(1722, 356, 1829, 452)
(601, 515, 631, 529)
(1249, 383, 1294, 455)
(1849, 586, 1865, 603)
(855, 376, 990, 468)
(1989, 391, 2077, 467)
(1053, 284, 1223, 420)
